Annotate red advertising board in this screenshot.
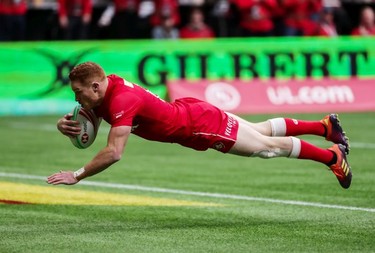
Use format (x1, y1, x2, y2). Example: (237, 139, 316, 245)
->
(167, 79, 375, 114)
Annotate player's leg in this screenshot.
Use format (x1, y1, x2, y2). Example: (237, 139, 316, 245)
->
(228, 121, 352, 189)
(227, 112, 327, 137)
(227, 113, 349, 154)
(226, 112, 272, 136)
(268, 114, 349, 153)
(228, 121, 334, 164)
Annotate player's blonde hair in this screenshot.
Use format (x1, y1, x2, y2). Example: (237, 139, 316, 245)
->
(69, 62, 106, 87)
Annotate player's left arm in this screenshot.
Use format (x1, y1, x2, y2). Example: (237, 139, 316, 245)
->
(47, 125, 131, 185)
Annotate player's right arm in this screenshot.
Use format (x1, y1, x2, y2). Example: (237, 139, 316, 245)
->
(47, 125, 132, 185)
(76, 125, 132, 180)
(57, 113, 81, 137)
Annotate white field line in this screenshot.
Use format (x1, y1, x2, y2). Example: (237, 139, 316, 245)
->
(6, 122, 375, 149)
(0, 171, 374, 213)
(7, 122, 111, 134)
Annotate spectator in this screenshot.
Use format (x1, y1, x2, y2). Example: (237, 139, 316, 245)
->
(58, 0, 92, 40)
(180, 7, 215, 39)
(0, 0, 27, 41)
(150, 0, 180, 28)
(97, 2, 115, 38)
(206, 0, 232, 37)
(152, 12, 179, 39)
(351, 6, 375, 36)
(306, 7, 337, 37)
(272, 0, 287, 36)
(281, 0, 323, 36)
(327, 1, 351, 35)
(232, 0, 278, 37)
(112, 0, 141, 39)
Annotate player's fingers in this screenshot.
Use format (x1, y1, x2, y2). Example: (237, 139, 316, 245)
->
(48, 176, 66, 185)
(67, 120, 80, 126)
(68, 125, 81, 131)
(47, 173, 59, 180)
(47, 175, 58, 182)
(47, 177, 59, 184)
(49, 180, 63, 185)
(60, 125, 81, 137)
(66, 129, 81, 138)
(47, 172, 63, 183)
(63, 122, 80, 132)
(64, 113, 73, 120)
(47, 171, 76, 185)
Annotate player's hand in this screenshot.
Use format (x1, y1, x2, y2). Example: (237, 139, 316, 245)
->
(47, 171, 78, 185)
(57, 113, 81, 137)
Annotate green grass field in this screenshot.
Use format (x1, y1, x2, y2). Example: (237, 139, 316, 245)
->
(0, 112, 374, 253)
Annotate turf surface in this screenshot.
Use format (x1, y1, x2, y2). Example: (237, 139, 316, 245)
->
(0, 112, 374, 252)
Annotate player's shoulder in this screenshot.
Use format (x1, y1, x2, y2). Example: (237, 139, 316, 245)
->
(106, 74, 149, 105)
(108, 74, 139, 90)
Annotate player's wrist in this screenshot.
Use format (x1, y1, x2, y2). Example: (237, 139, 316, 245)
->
(73, 167, 85, 181)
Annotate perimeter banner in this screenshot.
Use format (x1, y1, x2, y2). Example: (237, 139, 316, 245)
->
(167, 79, 375, 114)
(0, 37, 374, 115)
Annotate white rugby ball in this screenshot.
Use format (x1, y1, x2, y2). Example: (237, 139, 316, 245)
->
(70, 105, 100, 149)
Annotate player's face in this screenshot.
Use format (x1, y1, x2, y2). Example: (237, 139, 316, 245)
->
(71, 81, 99, 110)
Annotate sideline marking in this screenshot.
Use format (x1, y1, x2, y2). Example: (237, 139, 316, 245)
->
(0, 181, 218, 206)
(0, 199, 30, 204)
(0, 171, 374, 213)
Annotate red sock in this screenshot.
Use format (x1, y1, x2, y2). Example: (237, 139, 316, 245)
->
(285, 118, 326, 137)
(298, 140, 334, 165)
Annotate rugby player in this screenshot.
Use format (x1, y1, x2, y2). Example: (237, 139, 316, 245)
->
(47, 62, 352, 189)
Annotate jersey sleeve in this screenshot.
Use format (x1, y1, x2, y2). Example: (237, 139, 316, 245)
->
(109, 92, 143, 127)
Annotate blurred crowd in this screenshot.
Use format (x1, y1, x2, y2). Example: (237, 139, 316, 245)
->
(0, 0, 375, 41)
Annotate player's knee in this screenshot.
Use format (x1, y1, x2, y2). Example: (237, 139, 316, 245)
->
(251, 148, 290, 159)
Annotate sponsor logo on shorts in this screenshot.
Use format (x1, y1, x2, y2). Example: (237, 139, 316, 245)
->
(225, 115, 236, 137)
(131, 124, 139, 132)
(213, 142, 225, 151)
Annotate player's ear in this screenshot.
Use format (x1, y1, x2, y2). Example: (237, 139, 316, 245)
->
(92, 82, 99, 92)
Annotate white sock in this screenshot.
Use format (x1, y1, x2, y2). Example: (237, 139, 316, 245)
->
(269, 118, 286, 136)
(289, 137, 301, 158)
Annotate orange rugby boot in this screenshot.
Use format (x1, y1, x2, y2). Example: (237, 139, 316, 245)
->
(328, 144, 352, 189)
(321, 114, 350, 154)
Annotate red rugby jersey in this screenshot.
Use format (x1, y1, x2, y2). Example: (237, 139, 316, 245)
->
(94, 74, 190, 143)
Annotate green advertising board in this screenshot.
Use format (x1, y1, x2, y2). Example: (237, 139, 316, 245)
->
(0, 37, 374, 115)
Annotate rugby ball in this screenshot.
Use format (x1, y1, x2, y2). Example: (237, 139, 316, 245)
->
(70, 105, 100, 149)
